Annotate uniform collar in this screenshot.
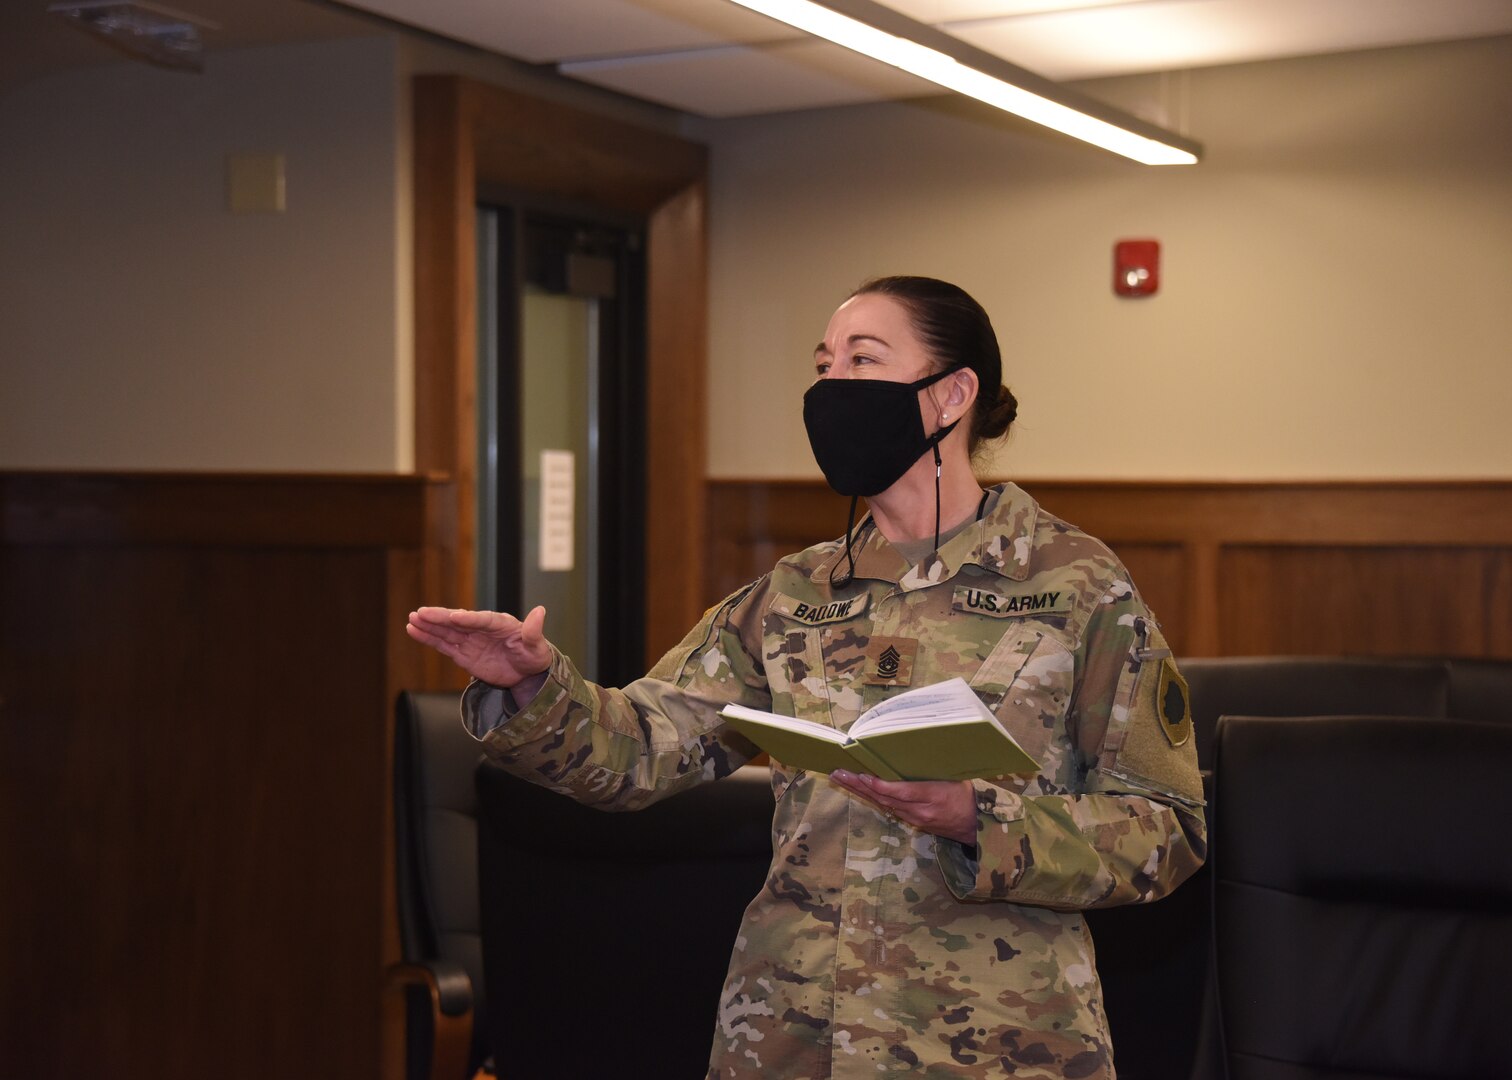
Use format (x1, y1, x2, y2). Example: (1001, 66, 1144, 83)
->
(811, 481, 1039, 591)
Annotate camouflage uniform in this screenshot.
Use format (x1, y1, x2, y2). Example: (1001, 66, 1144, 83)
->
(465, 482, 1206, 1079)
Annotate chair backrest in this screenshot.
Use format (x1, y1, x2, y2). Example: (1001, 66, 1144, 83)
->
(1092, 654, 1445, 1080)
(394, 690, 488, 1073)
(476, 763, 775, 1080)
(1444, 656, 1512, 724)
(1180, 657, 1450, 772)
(1211, 713, 1512, 1080)
(1091, 657, 1508, 1080)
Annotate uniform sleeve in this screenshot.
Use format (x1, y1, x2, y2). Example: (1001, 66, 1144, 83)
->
(460, 579, 773, 812)
(937, 579, 1207, 909)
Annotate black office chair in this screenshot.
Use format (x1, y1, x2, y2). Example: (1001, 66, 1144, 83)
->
(1092, 657, 1460, 1080)
(1181, 657, 1454, 773)
(389, 690, 491, 1080)
(1084, 778, 1216, 1080)
(476, 763, 775, 1080)
(1211, 713, 1512, 1080)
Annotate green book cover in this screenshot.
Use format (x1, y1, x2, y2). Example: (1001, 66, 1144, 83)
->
(720, 678, 1039, 782)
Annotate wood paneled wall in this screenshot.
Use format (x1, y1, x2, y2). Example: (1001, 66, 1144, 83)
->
(7, 468, 1503, 1077)
(706, 478, 1512, 660)
(0, 472, 452, 1080)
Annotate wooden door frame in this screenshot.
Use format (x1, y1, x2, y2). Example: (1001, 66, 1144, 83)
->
(413, 75, 708, 666)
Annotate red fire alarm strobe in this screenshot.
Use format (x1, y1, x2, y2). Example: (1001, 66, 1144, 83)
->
(1114, 239, 1160, 297)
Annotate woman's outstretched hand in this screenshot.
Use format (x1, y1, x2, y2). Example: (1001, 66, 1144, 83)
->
(406, 605, 553, 694)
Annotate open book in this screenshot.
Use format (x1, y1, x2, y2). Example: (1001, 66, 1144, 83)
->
(720, 678, 1039, 782)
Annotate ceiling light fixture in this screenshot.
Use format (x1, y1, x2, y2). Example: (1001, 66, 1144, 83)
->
(48, 1, 217, 73)
(725, 0, 1201, 164)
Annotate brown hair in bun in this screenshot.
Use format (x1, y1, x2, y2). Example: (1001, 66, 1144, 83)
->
(849, 275, 1017, 458)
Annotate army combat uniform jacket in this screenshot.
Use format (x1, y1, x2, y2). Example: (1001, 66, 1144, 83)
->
(464, 482, 1206, 1079)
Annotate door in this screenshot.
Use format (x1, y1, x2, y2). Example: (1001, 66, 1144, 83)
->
(477, 204, 646, 687)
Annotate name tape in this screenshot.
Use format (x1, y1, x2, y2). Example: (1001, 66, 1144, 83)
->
(772, 592, 870, 625)
(952, 587, 1074, 618)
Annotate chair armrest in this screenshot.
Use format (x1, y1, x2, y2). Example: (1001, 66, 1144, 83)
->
(386, 961, 474, 1080)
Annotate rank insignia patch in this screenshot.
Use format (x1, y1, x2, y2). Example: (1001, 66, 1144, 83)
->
(864, 636, 918, 686)
(1156, 659, 1193, 747)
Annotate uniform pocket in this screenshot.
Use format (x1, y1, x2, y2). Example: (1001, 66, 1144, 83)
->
(761, 613, 833, 726)
(971, 626, 1075, 778)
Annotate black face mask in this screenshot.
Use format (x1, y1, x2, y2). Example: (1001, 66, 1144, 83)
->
(803, 367, 962, 497)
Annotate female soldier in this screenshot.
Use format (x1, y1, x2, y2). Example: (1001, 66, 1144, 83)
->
(407, 275, 1206, 1079)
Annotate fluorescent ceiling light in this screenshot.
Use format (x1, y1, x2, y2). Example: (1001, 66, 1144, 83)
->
(725, 0, 1201, 164)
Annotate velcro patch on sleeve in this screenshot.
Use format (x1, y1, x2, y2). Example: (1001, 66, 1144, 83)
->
(953, 586, 1075, 618)
(1156, 658, 1193, 747)
(770, 591, 869, 625)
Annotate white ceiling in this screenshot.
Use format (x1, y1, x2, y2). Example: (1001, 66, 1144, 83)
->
(6, 0, 1512, 116)
(338, 0, 1512, 116)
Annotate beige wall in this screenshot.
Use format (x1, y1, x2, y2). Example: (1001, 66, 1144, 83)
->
(693, 35, 1512, 480)
(0, 36, 407, 472)
(4, 32, 1507, 480)
(0, 31, 677, 474)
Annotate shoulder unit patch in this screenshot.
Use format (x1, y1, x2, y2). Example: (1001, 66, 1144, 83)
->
(1156, 658, 1192, 747)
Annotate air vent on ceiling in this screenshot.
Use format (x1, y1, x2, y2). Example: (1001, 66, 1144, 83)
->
(48, 1, 218, 72)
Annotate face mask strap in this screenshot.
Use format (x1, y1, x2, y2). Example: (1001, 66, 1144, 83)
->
(923, 415, 960, 551)
(909, 364, 964, 392)
(932, 441, 942, 552)
(830, 493, 861, 588)
(918, 365, 964, 551)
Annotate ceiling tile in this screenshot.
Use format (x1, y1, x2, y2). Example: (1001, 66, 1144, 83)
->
(562, 36, 937, 115)
(883, 0, 1164, 23)
(947, 0, 1512, 80)
(343, 0, 800, 64)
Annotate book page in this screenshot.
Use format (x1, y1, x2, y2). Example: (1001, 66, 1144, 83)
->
(854, 678, 994, 734)
(720, 702, 848, 743)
